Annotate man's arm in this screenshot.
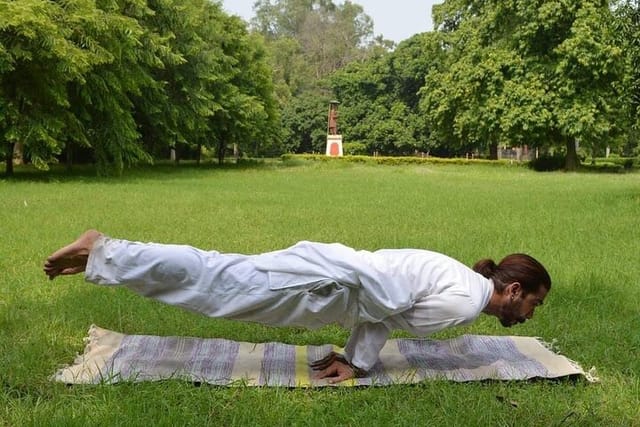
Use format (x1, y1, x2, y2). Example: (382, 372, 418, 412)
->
(344, 322, 391, 371)
(311, 322, 391, 383)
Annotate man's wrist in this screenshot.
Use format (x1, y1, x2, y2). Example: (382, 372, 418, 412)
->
(347, 360, 368, 378)
(332, 353, 368, 377)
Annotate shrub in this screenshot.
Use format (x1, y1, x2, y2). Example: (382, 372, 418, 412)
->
(586, 157, 638, 171)
(528, 154, 566, 171)
(581, 162, 625, 173)
(342, 142, 368, 156)
(623, 158, 636, 170)
(281, 154, 523, 167)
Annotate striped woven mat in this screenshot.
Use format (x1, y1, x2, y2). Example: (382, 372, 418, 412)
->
(53, 325, 596, 387)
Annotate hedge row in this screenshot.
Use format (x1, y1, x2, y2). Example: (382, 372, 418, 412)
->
(280, 154, 524, 167)
(282, 154, 639, 173)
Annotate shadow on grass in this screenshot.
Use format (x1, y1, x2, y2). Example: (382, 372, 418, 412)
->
(0, 158, 296, 183)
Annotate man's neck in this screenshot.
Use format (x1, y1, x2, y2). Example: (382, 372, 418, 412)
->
(482, 289, 502, 317)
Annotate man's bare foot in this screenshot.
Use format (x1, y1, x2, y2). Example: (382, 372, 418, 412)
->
(44, 230, 103, 280)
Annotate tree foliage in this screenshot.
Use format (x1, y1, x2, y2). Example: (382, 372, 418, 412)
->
(330, 34, 438, 155)
(0, 0, 278, 175)
(613, 0, 640, 155)
(2, 0, 637, 174)
(423, 0, 623, 168)
(0, 0, 105, 173)
(328, 0, 630, 168)
(251, 0, 391, 153)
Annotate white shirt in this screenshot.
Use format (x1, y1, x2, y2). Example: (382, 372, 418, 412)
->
(251, 241, 494, 370)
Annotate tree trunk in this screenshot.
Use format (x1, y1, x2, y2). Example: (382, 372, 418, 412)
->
(565, 138, 579, 171)
(196, 143, 202, 165)
(13, 142, 24, 165)
(66, 145, 73, 172)
(233, 143, 240, 164)
(174, 143, 181, 165)
(217, 140, 225, 165)
(5, 142, 15, 176)
(489, 142, 498, 160)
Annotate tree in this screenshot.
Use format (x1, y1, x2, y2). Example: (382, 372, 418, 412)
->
(552, 2, 624, 167)
(329, 32, 455, 156)
(131, 0, 279, 166)
(207, 15, 280, 163)
(66, 0, 161, 175)
(265, 36, 311, 103)
(253, 0, 375, 86)
(0, 0, 109, 175)
(0, 0, 280, 175)
(422, 0, 623, 168)
(251, 0, 389, 154)
(613, 0, 640, 156)
(133, 0, 227, 165)
(280, 91, 330, 153)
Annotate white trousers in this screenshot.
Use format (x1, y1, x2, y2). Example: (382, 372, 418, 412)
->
(85, 236, 358, 329)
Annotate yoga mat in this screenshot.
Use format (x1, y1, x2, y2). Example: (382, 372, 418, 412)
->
(53, 325, 596, 387)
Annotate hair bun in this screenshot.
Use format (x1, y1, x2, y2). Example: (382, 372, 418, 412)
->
(472, 259, 497, 278)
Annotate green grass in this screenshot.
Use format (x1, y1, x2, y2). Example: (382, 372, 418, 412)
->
(1, 160, 639, 426)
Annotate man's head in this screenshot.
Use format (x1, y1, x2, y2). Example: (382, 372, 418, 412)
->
(473, 253, 551, 327)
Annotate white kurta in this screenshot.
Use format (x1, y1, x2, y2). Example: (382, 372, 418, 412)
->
(85, 238, 493, 371)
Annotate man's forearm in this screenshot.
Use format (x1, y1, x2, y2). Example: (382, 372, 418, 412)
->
(344, 322, 391, 371)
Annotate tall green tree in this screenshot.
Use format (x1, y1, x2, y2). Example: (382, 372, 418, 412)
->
(613, 0, 640, 156)
(66, 0, 162, 175)
(207, 14, 279, 163)
(134, 0, 227, 165)
(552, 2, 624, 166)
(0, 0, 172, 175)
(253, 0, 376, 95)
(0, 0, 279, 174)
(251, 0, 389, 153)
(0, 0, 107, 174)
(423, 0, 623, 168)
(330, 33, 441, 155)
(280, 91, 330, 153)
(132, 0, 279, 165)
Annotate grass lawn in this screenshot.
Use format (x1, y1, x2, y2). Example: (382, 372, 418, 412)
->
(1, 160, 638, 426)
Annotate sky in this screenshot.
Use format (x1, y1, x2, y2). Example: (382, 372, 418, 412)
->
(220, 0, 443, 44)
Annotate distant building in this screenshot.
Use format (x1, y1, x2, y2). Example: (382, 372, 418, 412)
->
(498, 145, 534, 162)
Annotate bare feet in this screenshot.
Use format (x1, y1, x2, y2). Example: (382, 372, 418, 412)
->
(44, 230, 102, 280)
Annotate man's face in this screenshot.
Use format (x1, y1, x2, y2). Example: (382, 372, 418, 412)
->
(498, 284, 548, 328)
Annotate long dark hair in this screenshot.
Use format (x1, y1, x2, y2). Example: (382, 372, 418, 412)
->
(473, 253, 551, 294)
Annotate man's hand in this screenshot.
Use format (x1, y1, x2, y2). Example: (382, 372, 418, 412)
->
(309, 351, 367, 384)
(311, 359, 355, 384)
(309, 351, 347, 370)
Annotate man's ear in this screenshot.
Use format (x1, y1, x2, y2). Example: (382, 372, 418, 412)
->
(507, 282, 522, 298)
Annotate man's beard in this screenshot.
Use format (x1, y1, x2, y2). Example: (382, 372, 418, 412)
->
(500, 314, 525, 327)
